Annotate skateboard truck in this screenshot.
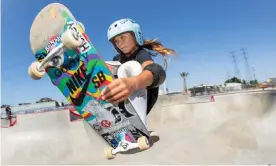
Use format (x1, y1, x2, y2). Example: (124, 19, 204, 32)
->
(28, 27, 84, 80)
(104, 136, 150, 159)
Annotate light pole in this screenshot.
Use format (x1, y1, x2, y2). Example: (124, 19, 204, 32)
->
(163, 57, 171, 94)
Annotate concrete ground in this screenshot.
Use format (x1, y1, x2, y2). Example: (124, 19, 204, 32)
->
(1, 90, 276, 165)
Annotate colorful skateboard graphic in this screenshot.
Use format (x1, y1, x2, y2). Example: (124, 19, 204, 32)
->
(28, 3, 153, 159)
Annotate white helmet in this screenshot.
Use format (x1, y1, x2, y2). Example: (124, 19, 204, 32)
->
(107, 18, 144, 46)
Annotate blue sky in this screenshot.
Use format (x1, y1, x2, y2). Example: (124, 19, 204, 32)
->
(1, 0, 275, 105)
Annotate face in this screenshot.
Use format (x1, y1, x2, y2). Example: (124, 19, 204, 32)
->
(113, 32, 138, 56)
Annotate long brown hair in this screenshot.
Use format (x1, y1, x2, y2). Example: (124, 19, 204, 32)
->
(142, 38, 176, 70)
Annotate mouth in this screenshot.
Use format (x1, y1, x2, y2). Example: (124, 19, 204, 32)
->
(120, 47, 126, 51)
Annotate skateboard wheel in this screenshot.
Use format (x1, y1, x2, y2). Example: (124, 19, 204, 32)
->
(137, 136, 150, 150)
(150, 131, 159, 137)
(28, 61, 45, 80)
(61, 29, 83, 49)
(77, 21, 85, 32)
(104, 147, 115, 159)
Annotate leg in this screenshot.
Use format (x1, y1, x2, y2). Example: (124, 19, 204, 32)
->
(117, 61, 148, 127)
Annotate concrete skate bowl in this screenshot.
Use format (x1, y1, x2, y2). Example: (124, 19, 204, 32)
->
(1, 117, 17, 128)
(1, 109, 94, 165)
(1, 90, 276, 165)
(147, 90, 276, 164)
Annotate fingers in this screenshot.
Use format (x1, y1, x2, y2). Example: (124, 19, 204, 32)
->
(100, 78, 131, 104)
(107, 90, 129, 103)
(101, 79, 120, 96)
(102, 84, 123, 101)
(101, 79, 125, 101)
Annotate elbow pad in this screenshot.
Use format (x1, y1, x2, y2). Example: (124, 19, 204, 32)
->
(144, 63, 166, 89)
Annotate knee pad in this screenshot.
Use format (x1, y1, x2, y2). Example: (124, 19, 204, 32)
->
(117, 61, 142, 78)
(143, 63, 166, 89)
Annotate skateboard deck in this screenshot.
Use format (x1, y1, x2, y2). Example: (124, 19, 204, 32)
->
(29, 3, 153, 159)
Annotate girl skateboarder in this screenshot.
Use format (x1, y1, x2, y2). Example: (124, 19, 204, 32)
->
(101, 18, 176, 129)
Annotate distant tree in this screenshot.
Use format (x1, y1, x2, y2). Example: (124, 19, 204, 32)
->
(225, 77, 242, 83)
(1, 104, 11, 108)
(250, 79, 259, 85)
(36, 97, 55, 103)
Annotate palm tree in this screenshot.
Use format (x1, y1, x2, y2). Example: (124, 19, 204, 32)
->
(180, 72, 189, 94)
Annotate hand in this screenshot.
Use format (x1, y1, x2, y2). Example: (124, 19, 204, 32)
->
(101, 77, 137, 104)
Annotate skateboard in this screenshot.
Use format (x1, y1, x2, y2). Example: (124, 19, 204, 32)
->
(28, 3, 153, 159)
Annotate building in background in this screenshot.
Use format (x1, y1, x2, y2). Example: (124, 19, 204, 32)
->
(267, 78, 276, 86)
(223, 83, 243, 92)
(258, 77, 276, 89)
(1, 101, 65, 118)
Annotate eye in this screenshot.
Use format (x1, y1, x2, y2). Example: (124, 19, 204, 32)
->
(114, 39, 119, 45)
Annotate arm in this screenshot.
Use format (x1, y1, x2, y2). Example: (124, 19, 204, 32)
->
(132, 60, 166, 90)
(132, 60, 154, 89)
(101, 52, 165, 103)
(132, 51, 166, 90)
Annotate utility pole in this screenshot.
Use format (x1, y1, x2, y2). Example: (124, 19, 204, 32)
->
(163, 57, 171, 94)
(230, 51, 241, 79)
(252, 66, 257, 81)
(163, 82, 167, 94)
(241, 48, 252, 84)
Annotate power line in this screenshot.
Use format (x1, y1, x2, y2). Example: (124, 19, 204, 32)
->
(241, 48, 253, 83)
(230, 51, 241, 79)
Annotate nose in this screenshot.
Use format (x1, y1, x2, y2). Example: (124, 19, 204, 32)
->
(115, 40, 123, 48)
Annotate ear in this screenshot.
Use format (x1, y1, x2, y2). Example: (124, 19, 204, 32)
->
(128, 32, 137, 43)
